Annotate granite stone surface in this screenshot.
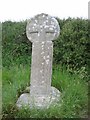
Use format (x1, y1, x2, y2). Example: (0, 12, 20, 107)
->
(16, 13, 61, 109)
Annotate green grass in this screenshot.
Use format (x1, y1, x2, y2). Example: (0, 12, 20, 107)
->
(2, 65, 88, 118)
(2, 65, 30, 114)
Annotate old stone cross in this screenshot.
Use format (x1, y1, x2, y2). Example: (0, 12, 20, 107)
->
(16, 13, 61, 108)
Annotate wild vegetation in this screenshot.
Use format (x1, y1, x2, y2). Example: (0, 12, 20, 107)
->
(2, 18, 89, 119)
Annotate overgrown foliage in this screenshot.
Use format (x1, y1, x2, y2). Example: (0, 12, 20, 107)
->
(2, 19, 89, 70)
(2, 21, 31, 67)
(55, 18, 89, 68)
(2, 18, 89, 118)
(2, 65, 88, 118)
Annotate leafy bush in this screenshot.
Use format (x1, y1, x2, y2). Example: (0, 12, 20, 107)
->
(2, 18, 89, 79)
(54, 18, 89, 69)
(2, 21, 31, 67)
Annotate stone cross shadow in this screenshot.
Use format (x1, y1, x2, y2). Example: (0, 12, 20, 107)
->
(16, 13, 61, 109)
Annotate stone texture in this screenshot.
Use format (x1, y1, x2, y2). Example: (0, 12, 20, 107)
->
(16, 86, 60, 109)
(16, 13, 61, 109)
(26, 13, 60, 42)
(30, 41, 53, 97)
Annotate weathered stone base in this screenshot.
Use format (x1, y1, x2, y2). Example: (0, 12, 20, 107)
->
(16, 87, 61, 109)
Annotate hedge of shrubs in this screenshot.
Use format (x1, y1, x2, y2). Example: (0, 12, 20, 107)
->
(2, 18, 89, 79)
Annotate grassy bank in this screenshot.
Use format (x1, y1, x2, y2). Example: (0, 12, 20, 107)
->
(2, 65, 88, 118)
